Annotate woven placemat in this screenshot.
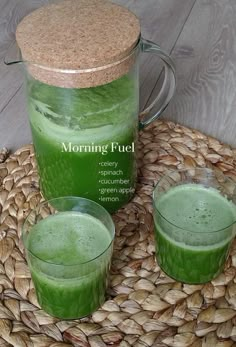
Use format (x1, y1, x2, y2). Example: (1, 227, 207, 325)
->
(0, 120, 236, 347)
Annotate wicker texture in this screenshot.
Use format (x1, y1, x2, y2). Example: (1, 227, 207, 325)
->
(0, 120, 236, 347)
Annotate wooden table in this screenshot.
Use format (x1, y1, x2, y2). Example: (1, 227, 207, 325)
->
(1, 0, 236, 150)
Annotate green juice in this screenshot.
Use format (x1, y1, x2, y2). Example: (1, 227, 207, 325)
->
(154, 184, 236, 283)
(28, 74, 138, 213)
(26, 211, 112, 319)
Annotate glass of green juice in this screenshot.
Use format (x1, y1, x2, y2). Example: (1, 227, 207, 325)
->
(22, 197, 115, 319)
(153, 168, 236, 284)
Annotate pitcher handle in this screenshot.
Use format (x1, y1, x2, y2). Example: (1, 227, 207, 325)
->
(139, 38, 176, 129)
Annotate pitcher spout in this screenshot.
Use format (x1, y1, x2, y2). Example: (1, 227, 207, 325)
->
(4, 41, 23, 66)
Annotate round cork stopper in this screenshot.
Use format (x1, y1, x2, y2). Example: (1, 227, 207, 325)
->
(16, 0, 141, 88)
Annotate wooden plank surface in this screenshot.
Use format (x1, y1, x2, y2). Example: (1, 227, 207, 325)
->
(113, 0, 197, 110)
(158, 0, 236, 146)
(0, 0, 195, 150)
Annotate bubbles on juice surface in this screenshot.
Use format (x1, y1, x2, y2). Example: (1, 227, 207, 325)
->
(186, 204, 215, 228)
(156, 184, 235, 237)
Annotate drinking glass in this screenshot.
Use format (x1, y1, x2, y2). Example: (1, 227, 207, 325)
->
(153, 168, 236, 284)
(22, 196, 115, 319)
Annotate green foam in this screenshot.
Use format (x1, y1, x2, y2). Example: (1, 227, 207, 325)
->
(155, 184, 236, 235)
(28, 74, 137, 144)
(27, 211, 111, 265)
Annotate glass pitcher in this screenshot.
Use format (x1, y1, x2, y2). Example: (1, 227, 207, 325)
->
(6, 0, 176, 213)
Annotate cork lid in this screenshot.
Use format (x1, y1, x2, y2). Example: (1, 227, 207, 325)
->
(16, 0, 141, 88)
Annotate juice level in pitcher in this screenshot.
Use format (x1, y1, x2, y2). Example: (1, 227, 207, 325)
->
(28, 73, 138, 212)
